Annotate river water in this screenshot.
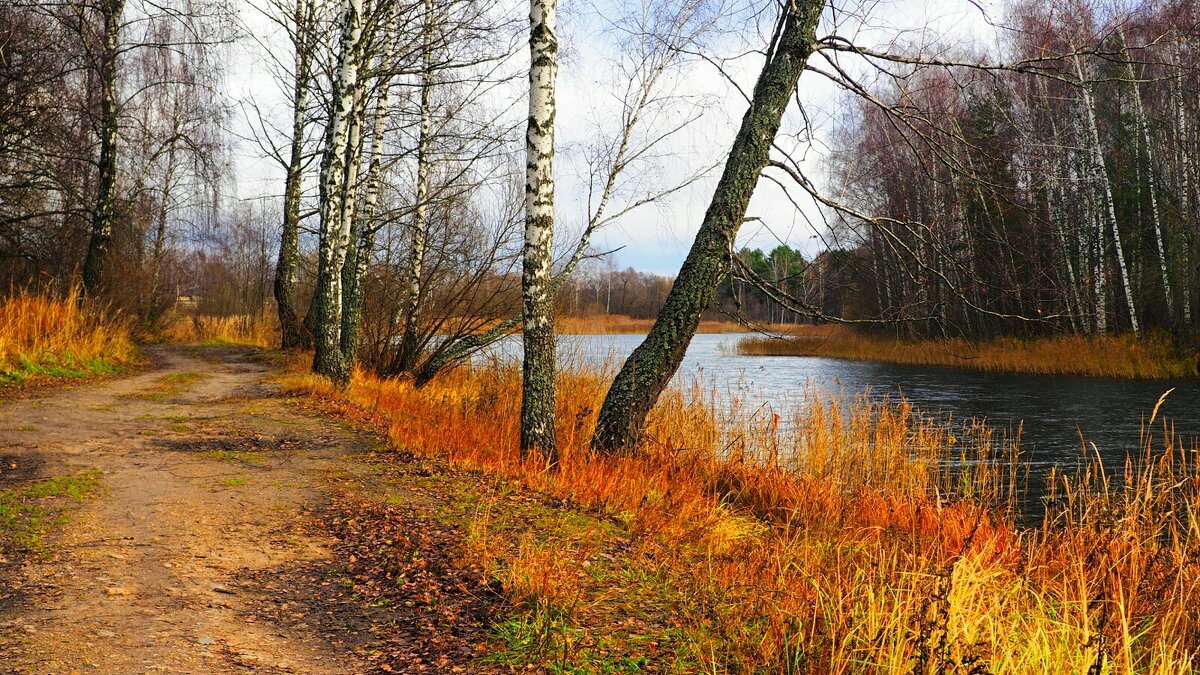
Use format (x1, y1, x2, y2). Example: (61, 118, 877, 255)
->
(480, 333, 1200, 496)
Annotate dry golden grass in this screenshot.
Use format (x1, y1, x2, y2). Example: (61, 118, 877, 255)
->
(557, 314, 754, 334)
(740, 327, 1199, 379)
(0, 289, 135, 384)
(155, 311, 278, 348)
(282, 355, 1200, 672)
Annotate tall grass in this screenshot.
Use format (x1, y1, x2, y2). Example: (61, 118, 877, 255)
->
(557, 314, 754, 334)
(154, 311, 278, 348)
(0, 289, 135, 384)
(740, 327, 1198, 379)
(284, 358, 1200, 671)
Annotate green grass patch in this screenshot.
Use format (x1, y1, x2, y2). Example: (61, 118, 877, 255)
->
(0, 471, 101, 554)
(0, 354, 126, 387)
(123, 371, 207, 401)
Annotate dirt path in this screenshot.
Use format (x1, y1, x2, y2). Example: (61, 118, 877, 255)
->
(0, 346, 384, 674)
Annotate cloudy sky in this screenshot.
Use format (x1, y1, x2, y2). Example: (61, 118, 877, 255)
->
(229, 0, 1001, 276)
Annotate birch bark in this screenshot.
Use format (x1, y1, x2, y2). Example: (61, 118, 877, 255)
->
(397, 0, 435, 373)
(340, 14, 397, 366)
(592, 0, 823, 453)
(274, 0, 316, 350)
(1072, 50, 1139, 335)
(82, 0, 127, 297)
(311, 0, 364, 384)
(521, 0, 559, 460)
(1122, 33, 1175, 323)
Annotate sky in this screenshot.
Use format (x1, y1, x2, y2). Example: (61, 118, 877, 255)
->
(227, 0, 1002, 276)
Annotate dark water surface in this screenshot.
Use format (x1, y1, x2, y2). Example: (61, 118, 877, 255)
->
(481, 333, 1199, 491)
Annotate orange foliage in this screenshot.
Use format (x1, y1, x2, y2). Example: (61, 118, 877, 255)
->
(282, 357, 1200, 671)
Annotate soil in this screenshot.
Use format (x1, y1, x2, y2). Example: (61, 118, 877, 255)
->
(0, 346, 497, 674)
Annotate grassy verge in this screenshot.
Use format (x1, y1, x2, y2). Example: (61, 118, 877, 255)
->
(738, 326, 1199, 379)
(0, 471, 102, 556)
(557, 314, 756, 335)
(0, 289, 136, 387)
(282, 357, 1200, 672)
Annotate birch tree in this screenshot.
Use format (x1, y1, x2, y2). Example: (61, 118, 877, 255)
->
(521, 0, 559, 459)
(261, 0, 319, 350)
(311, 0, 365, 384)
(1072, 47, 1139, 335)
(81, 0, 127, 297)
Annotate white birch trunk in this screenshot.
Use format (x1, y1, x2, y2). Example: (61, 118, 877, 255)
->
(521, 0, 559, 459)
(1123, 33, 1176, 323)
(1173, 38, 1194, 324)
(1073, 51, 1139, 335)
(398, 0, 434, 372)
(312, 0, 364, 383)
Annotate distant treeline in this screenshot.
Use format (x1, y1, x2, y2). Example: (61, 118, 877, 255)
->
(557, 244, 853, 325)
(827, 0, 1200, 341)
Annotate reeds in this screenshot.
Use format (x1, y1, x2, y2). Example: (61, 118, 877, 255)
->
(154, 311, 278, 348)
(557, 314, 753, 334)
(739, 328, 1198, 379)
(284, 358, 1200, 672)
(0, 288, 135, 383)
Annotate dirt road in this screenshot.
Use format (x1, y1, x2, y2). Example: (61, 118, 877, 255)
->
(0, 347, 381, 673)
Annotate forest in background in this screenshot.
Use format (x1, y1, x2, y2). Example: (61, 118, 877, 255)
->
(3, 0, 1200, 419)
(4, 0, 1200, 358)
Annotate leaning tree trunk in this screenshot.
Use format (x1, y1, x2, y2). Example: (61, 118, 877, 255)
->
(311, 0, 364, 385)
(1073, 51, 1139, 335)
(82, 0, 126, 298)
(591, 0, 822, 453)
(1172, 37, 1194, 326)
(274, 0, 315, 350)
(521, 0, 560, 461)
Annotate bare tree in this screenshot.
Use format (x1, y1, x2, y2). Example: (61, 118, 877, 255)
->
(592, 0, 823, 453)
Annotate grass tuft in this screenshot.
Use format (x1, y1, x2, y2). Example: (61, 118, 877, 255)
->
(0, 288, 135, 386)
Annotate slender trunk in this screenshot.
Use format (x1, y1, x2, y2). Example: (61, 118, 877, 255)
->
(274, 0, 314, 350)
(340, 24, 396, 367)
(1123, 34, 1175, 323)
(1073, 51, 1138, 334)
(311, 0, 364, 384)
(1173, 37, 1194, 325)
(521, 0, 559, 460)
(591, 1, 821, 453)
(82, 0, 126, 297)
(1040, 78, 1081, 333)
(147, 139, 178, 321)
(398, 0, 435, 373)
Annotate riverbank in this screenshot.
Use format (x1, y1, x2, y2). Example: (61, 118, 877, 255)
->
(282, 357, 1200, 672)
(557, 314, 753, 334)
(738, 326, 1198, 379)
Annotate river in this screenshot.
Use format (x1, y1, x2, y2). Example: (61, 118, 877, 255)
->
(479, 332, 1200, 498)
